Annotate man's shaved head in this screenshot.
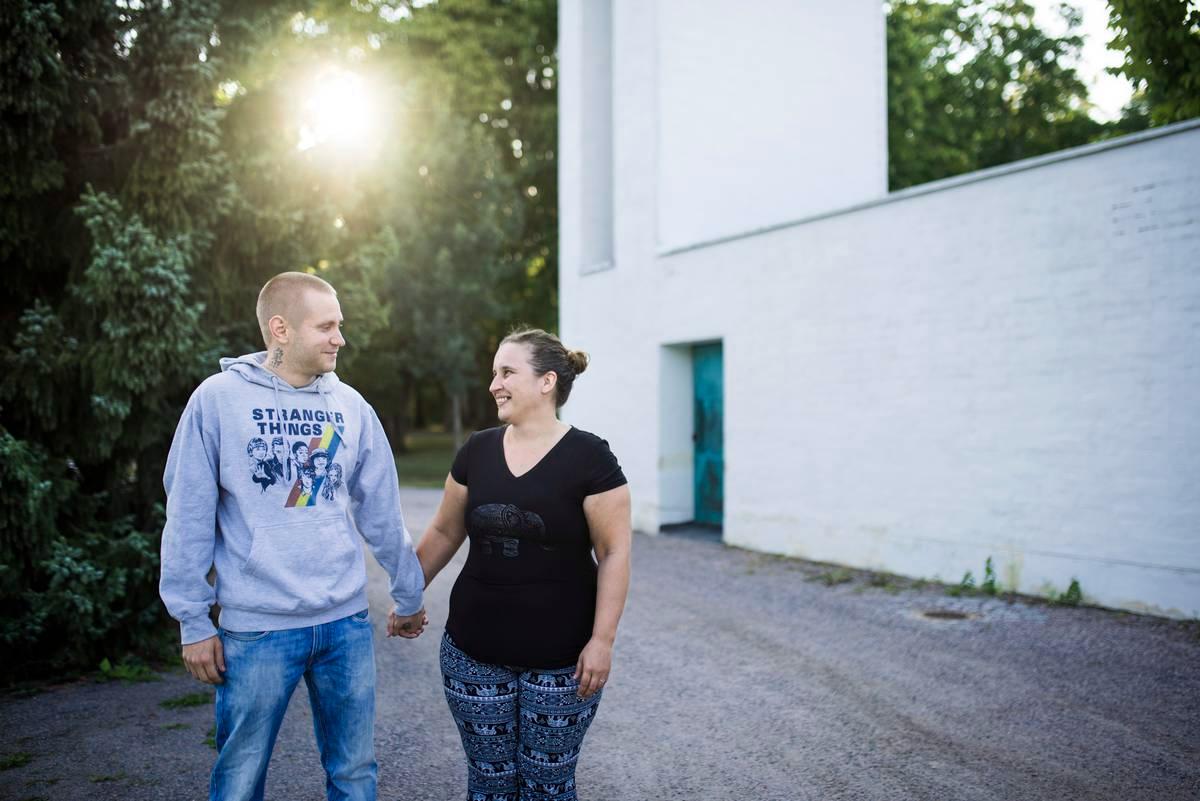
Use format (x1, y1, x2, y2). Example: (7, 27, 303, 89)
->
(256, 272, 337, 346)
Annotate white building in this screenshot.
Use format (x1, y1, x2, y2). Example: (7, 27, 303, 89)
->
(557, 0, 1200, 618)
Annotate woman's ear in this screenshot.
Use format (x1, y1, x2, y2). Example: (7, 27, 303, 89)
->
(541, 371, 558, 396)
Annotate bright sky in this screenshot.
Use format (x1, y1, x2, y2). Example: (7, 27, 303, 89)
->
(1026, 0, 1134, 121)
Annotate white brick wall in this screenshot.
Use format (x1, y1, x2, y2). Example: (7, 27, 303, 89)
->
(559, 0, 1200, 618)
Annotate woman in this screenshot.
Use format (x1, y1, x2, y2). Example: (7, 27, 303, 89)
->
(396, 328, 632, 801)
(322, 461, 344, 502)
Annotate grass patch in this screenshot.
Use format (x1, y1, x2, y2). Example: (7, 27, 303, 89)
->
(1051, 578, 1084, 606)
(98, 657, 160, 684)
(944, 557, 1002, 598)
(159, 691, 212, 709)
(90, 772, 126, 783)
(204, 726, 217, 750)
(162, 722, 190, 730)
(945, 570, 976, 597)
(866, 572, 903, 593)
(395, 430, 458, 488)
(809, 567, 854, 587)
(1, 752, 33, 771)
(979, 557, 999, 596)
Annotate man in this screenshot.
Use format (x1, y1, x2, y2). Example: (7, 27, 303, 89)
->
(268, 436, 287, 481)
(160, 271, 426, 801)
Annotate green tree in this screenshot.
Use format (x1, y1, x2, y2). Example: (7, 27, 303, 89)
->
(0, 0, 559, 679)
(887, 0, 1106, 190)
(200, 1, 554, 442)
(1107, 0, 1200, 125)
(0, 430, 165, 672)
(1, 2, 223, 679)
(392, 0, 560, 433)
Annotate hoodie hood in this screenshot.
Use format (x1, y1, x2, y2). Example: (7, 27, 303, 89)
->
(220, 352, 341, 393)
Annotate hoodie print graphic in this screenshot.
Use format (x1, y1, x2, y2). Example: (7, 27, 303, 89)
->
(283, 425, 346, 507)
(246, 436, 278, 493)
(245, 405, 347, 506)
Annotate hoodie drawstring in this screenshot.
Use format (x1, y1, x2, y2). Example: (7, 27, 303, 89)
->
(271, 376, 291, 483)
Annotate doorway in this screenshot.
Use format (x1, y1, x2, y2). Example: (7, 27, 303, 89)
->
(692, 342, 724, 527)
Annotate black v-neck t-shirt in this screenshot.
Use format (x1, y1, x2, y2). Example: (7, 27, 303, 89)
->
(445, 425, 627, 668)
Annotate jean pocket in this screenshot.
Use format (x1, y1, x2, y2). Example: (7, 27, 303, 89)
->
(348, 608, 370, 624)
(221, 628, 271, 642)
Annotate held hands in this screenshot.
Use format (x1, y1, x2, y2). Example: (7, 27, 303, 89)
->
(182, 607, 425, 685)
(574, 637, 612, 699)
(182, 636, 225, 685)
(387, 607, 429, 639)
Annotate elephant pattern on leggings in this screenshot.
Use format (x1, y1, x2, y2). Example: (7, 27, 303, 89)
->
(440, 633, 601, 801)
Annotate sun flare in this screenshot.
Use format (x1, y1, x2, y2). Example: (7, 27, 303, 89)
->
(297, 68, 377, 152)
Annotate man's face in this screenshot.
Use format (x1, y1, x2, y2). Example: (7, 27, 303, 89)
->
(289, 289, 345, 375)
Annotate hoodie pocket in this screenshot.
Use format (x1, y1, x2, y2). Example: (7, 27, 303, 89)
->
(241, 515, 362, 614)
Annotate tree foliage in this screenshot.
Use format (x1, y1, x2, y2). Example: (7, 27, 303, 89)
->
(0, 0, 558, 680)
(1107, 0, 1200, 125)
(887, 0, 1139, 190)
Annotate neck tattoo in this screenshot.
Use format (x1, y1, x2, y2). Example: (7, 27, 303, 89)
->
(270, 347, 283, 368)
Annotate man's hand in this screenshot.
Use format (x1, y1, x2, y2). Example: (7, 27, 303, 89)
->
(387, 607, 428, 639)
(182, 636, 225, 684)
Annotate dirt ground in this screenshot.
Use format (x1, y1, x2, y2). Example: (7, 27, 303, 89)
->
(2, 488, 1197, 801)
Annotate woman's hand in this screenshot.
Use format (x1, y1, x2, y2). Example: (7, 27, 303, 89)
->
(574, 637, 612, 698)
(387, 607, 428, 638)
(577, 484, 631, 700)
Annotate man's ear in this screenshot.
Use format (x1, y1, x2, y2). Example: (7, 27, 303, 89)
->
(268, 314, 289, 344)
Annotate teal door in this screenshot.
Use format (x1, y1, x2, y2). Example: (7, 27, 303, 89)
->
(693, 343, 724, 526)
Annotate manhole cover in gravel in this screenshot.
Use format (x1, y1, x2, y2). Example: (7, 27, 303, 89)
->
(921, 609, 972, 620)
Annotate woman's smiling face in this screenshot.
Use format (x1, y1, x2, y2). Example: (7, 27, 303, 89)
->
(489, 341, 556, 423)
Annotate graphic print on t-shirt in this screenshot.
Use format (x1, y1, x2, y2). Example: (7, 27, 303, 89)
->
(469, 503, 552, 557)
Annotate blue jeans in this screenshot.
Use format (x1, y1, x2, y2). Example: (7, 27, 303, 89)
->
(211, 609, 377, 801)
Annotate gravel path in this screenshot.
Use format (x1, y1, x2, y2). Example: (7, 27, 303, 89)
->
(2, 488, 1198, 800)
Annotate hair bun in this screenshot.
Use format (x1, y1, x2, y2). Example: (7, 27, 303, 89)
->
(567, 349, 590, 376)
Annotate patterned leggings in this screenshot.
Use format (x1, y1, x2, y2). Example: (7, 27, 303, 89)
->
(440, 632, 603, 801)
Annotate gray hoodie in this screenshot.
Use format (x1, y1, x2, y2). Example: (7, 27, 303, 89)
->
(159, 352, 423, 645)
